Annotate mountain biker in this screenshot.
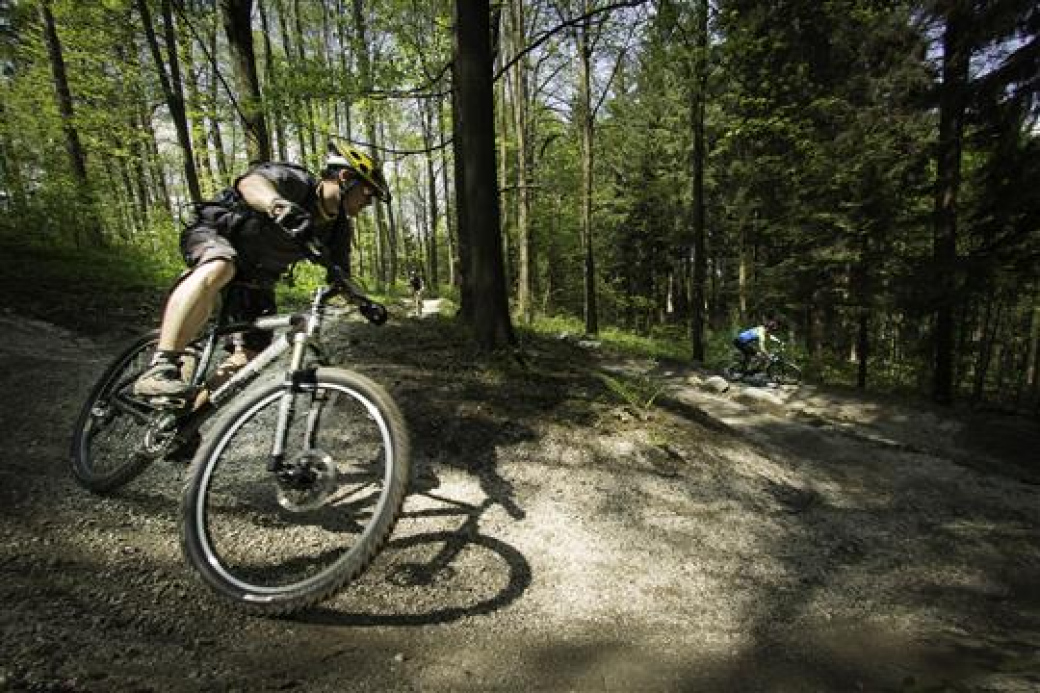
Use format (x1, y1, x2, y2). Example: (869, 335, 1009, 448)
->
(408, 269, 424, 295)
(408, 269, 424, 316)
(733, 317, 780, 375)
(134, 142, 391, 402)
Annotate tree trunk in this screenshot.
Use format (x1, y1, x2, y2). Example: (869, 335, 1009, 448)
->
(180, 27, 215, 196)
(273, 0, 307, 161)
(577, 15, 598, 335)
(335, 0, 354, 138)
(508, 0, 533, 324)
(1027, 305, 1040, 404)
(205, 21, 230, 184)
(738, 221, 749, 321)
(439, 96, 458, 289)
(453, 0, 516, 349)
(379, 121, 400, 284)
(971, 298, 1002, 404)
(40, 0, 102, 244)
(0, 100, 28, 212)
(420, 98, 441, 292)
(689, 0, 708, 362)
(292, 0, 317, 161)
(222, 0, 271, 164)
(258, 0, 288, 161)
(138, 0, 202, 204)
(932, 3, 970, 405)
(352, 0, 389, 287)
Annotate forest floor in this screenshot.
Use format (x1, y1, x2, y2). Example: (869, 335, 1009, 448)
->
(1, 288, 1039, 692)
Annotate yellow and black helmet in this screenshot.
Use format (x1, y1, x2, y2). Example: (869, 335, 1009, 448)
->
(325, 141, 391, 202)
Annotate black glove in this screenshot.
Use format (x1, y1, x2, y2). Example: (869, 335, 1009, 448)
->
(359, 301, 388, 326)
(325, 263, 349, 286)
(268, 198, 314, 241)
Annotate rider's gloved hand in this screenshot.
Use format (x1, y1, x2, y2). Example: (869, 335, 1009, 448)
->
(359, 301, 388, 326)
(268, 198, 314, 241)
(325, 263, 349, 286)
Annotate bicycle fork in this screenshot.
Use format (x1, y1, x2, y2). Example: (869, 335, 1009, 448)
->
(266, 328, 328, 477)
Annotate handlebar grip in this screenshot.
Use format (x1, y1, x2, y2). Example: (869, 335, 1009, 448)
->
(359, 302, 388, 325)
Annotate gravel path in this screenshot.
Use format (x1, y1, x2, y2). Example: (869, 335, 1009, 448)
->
(1, 314, 1039, 692)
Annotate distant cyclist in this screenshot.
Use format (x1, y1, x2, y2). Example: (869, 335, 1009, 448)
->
(408, 269, 424, 317)
(733, 317, 780, 375)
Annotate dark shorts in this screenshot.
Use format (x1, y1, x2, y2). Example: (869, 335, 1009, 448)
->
(733, 338, 759, 357)
(181, 224, 238, 268)
(180, 224, 279, 352)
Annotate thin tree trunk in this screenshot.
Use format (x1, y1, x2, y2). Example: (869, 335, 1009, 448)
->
(40, 0, 102, 245)
(420, 98, 441, 292)
(1027, 305, 1040, 403)
(126, 109, 150, 223)
(258, 0, 287, 161)
(497, 69, 511, 283)
(335, 0, 354, 137)
(738, 222, 749, 321)
(180, 27, 215, 196)
(509, 0, 533, 324)
(138, 0, 202, 204)
(689, 0, 708, 362)
(292, 0, 318, 161)
(932, 3, 970, 405)
(379, 120, 399, 284)
(140, 101, 171, 211)
(351, 0, 389, 287)
(577, 14, 597, 335)
(206, 22, 230, 183)
(971, 298, 1003, 404)
(273, 0, 307, 161)
(222, 0, 271, 164)
(0, 100, 28, 212)
(439, 96, 458, 289)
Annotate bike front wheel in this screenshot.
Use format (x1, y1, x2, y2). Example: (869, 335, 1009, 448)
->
(70, 331, 160, 493)
(768, 360, 802, 385)
(181, 367, 411, 615)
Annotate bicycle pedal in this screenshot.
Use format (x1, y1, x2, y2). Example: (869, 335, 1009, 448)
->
(146, 395, 190, 410)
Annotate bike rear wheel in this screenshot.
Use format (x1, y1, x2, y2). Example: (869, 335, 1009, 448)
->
(181, 367, 411, 614)
(723, 356, 747, 382)
(70, 331, 161, 493)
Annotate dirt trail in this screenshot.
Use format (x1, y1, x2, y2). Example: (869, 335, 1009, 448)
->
(1, 313, 1039, 692)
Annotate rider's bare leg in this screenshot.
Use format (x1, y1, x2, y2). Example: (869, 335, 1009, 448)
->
(157, 260, 236, 352)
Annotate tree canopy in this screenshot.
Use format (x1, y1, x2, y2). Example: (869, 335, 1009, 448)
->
(0, 0, 1037, 406)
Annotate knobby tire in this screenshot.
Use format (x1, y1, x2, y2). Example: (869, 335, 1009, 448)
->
(70, 331, 160, 493)
(180, 367, 411, 615)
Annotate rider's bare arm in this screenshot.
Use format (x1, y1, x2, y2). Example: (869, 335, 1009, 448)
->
(236, 174, 283, 215)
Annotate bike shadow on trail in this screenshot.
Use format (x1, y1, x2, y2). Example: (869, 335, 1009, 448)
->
(298, 491, 533, 628)
(297, 327, 543, 627)
(292, 317, 607, 627)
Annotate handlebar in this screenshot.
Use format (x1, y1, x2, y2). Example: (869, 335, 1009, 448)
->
(321, 262, 388, 326)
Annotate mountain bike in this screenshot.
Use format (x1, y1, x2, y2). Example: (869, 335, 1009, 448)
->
(724, 339, 802, 386)
(69, 267, 411, 615)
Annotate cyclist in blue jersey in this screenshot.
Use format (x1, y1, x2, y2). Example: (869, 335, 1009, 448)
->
(733, 317, 779, 375)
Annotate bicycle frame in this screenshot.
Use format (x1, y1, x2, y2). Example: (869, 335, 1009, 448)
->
(154, 282, 343, 470)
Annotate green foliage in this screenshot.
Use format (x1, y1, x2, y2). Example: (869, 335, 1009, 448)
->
(1, 0, 1036, 407)
(597, 371, 666, 419)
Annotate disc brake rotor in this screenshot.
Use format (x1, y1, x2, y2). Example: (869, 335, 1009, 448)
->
(276, 450, 338, 512)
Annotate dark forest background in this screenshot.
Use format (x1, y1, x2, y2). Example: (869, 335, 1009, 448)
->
(0, 0, 1037, 409)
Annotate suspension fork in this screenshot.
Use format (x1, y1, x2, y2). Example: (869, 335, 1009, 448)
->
(267, 287, 333, 473)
